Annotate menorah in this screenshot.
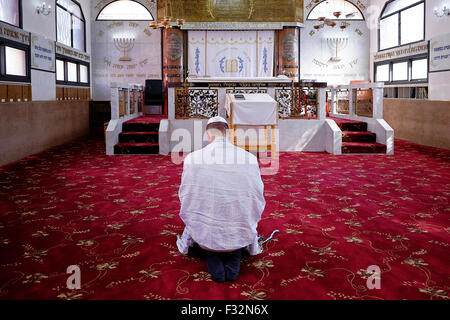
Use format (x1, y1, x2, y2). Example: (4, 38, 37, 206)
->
(327, 37, 349, 62)
(114, 37, 135, 62)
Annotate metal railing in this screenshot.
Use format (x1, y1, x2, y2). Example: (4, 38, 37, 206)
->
(175, 87, 219, 118)
(328, 83, 384, 119)
(275, 87, 319, 119)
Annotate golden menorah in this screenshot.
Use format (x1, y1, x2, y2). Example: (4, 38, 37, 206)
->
(327, 37, 349, 62)
(114, 37, 135, 62)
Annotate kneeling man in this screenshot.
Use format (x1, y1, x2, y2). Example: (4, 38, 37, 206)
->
(177, 116, 265, 282)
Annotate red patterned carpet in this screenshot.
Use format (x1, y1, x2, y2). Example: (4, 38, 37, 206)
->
(0, 137, 449, 300)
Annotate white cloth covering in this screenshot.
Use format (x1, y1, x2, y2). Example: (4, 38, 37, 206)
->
(224, 93, 278, 125)
(178, 137, 265, 254)
(187, 76, 292, 83)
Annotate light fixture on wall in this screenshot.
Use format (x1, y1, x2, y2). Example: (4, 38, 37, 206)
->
(434, 5, 449, 17)
(149, 17, 185, 29)
(36, 2, 52, 15)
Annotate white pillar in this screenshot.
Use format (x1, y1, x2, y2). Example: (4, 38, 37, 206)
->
(348, 87, 355, 117)
(330, 89, 337, 115)
(126, 87, 131, 116)
(373, 83, 384, 119)
(168, 87, 175, 120)
(110, 84, 120, 120)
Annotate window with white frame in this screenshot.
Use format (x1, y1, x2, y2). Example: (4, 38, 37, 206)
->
(411, 58, 427, 80)
(5, 46, 26, 76)
(56, 59, 65, 81)
(0, 40, 29, 82)
(379, 0, 424, 51)
(79, 65, 88, 83)
(67, 61, 78, 82)
(56, 0, 86, 52)
(375, 64, 390, 82)
(0, 0, 21, 27)
(379, 14, 399, 50)
(392, 61, 408, 81)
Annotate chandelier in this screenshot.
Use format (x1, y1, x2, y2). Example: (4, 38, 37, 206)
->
(36, 1, 52, 15)
(149, 16, 185, 29)
(434, 5, 449, 17)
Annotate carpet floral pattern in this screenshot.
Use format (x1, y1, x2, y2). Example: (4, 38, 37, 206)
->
(0, 138, 449, 300)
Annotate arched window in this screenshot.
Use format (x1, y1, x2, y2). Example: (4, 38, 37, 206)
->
(379, 0, 425, 51)
(307, 0, 364, 20)
(96, 0, 154, 21)
(0, 0, 21, 27)
(56, 0, 86, 52)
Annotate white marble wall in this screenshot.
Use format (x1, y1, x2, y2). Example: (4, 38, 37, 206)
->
(300, 0, 371, 85)
(163, 118, 335, 153)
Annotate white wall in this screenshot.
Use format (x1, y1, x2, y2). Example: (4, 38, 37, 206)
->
(166, 119, 330, 153)
(425, 0, 450, 39)
(429, 72, 450, 101)
(369, 0, 450, 101)
(21, 0, 92, 101)
(426, 0, 450, 100)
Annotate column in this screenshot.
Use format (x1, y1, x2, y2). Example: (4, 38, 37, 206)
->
(163, 28, 185, 115)
(372, 83, 384, 119)
(330, 89, 337, 115)
(318, 88, 327, 120)
(110, 83, 120, 120)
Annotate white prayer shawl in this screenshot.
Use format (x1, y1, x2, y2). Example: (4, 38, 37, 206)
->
(179, 137, 265, 252)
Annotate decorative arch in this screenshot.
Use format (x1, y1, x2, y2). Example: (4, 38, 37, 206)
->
(307, 0, 364, 20)
(96, 0, 154, 21)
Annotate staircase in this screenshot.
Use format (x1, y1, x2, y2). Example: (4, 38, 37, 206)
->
(331, 117, 387, 154)
(114, 116, 164, 155)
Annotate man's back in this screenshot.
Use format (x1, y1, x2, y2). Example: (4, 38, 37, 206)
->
(179, 137, 266, 252)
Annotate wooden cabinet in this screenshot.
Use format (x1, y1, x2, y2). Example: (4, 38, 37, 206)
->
(0, 84, 6, 102)
(0, 84, 92, 103)
(56, 87, 91, 100)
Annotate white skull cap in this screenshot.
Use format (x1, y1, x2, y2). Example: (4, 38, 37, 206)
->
(207, 116, 228, 126)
